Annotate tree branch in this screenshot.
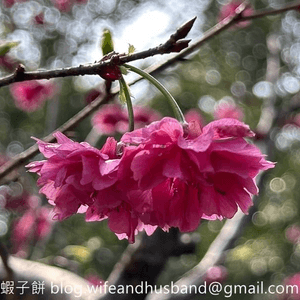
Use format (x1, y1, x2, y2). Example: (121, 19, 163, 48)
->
(0, 1, 298, 88)
(242, 1, 300, 21)
(0, 91, 114, 182)
(0, 17, 196, 88)
(99, 229, 196, 300)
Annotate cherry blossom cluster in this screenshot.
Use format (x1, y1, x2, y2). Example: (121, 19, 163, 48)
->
(0, 185, 54, 257)
(282, 273, 300, 300)
(9, 80, 57, 112)
(11, 204, 53, 257)
(27, 117, 274, 243)
(92, 103, 161, 135)
(3, 0, 87, 11)
(214, 102, 244, 121)
(218, 0, 253, 28)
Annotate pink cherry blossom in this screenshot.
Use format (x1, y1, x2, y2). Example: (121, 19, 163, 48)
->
(11, 205, 53, 257)
(27, 132, 120, 220)
(51, 0, 72, 12)
(128, 106, 162, 130)
(28, 117, 274, 243)
(286, 224, 300, 244)
(12, 209, 35, 257)
(218, 1, 253, 28)
(184, 109, 205, 138)
(121, 117, 274, 228)
(214, 102, 244, 121)
(0, 154, 40, 212)
(27, 132, 156, 243)
(85, 274, 104, 287)
(51, 0, 87, 12)
(85, 141, 157, 243)
(34, 12, 45, 25)
(10, 80, 57, 112)
(4, 192, 40, 212)
(92, 104, 161, 135)
(2, 0, 16, 8)
(85, 89, 102, 104)
(204, 266, 228, 284)
(92, 104, 127, 135)
(282, 273, 300, 300)
(0, 54, 17, 72)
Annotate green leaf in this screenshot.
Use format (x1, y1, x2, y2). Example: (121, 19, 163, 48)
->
(119, 78, 132, 104)
(119, 81, 127, 104)
(120, 66, 129, 75)
(128, 44, 135, 54)
(100, 29, 114, 56)
(63, 245, 91, 263)
(119, 76, 134, 131)
(0, 41, 20, 56)
(119, 87, 126, 104)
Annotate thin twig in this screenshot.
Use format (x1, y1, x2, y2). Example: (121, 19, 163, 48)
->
(242, 1, 300, 21)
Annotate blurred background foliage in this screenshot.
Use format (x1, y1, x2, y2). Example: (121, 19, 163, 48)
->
(0, 0, 300, 299)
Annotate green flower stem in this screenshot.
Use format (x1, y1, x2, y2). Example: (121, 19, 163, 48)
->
(123, 63, 186, 124)
(119, 75, 134, 131)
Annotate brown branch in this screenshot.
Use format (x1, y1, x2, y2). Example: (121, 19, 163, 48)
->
(242, 1, 300, 21)
(98, 229, 196, 300)
(0, 17, 196, 88)
(256, 34, 280, 136)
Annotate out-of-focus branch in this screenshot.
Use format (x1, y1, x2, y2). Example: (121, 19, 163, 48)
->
(256, 34, 281, 136)
(99, 229, 196, 300)
(0, 91, 114, 183)
(0, 255, 98, 300)
(242, 1, 300, 21)
(145, 1, 300, 77)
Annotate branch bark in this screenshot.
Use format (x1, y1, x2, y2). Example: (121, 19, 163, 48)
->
(98, 229, 196, 300)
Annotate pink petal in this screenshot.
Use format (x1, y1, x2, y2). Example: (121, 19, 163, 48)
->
(121, 117, 182, 144)
(99, 159, 120, 176)
(53, 132, 74, 144)
(80, 155, 100, 185)
(203, 118, 255, 139)
(108, 208, 138, 243)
